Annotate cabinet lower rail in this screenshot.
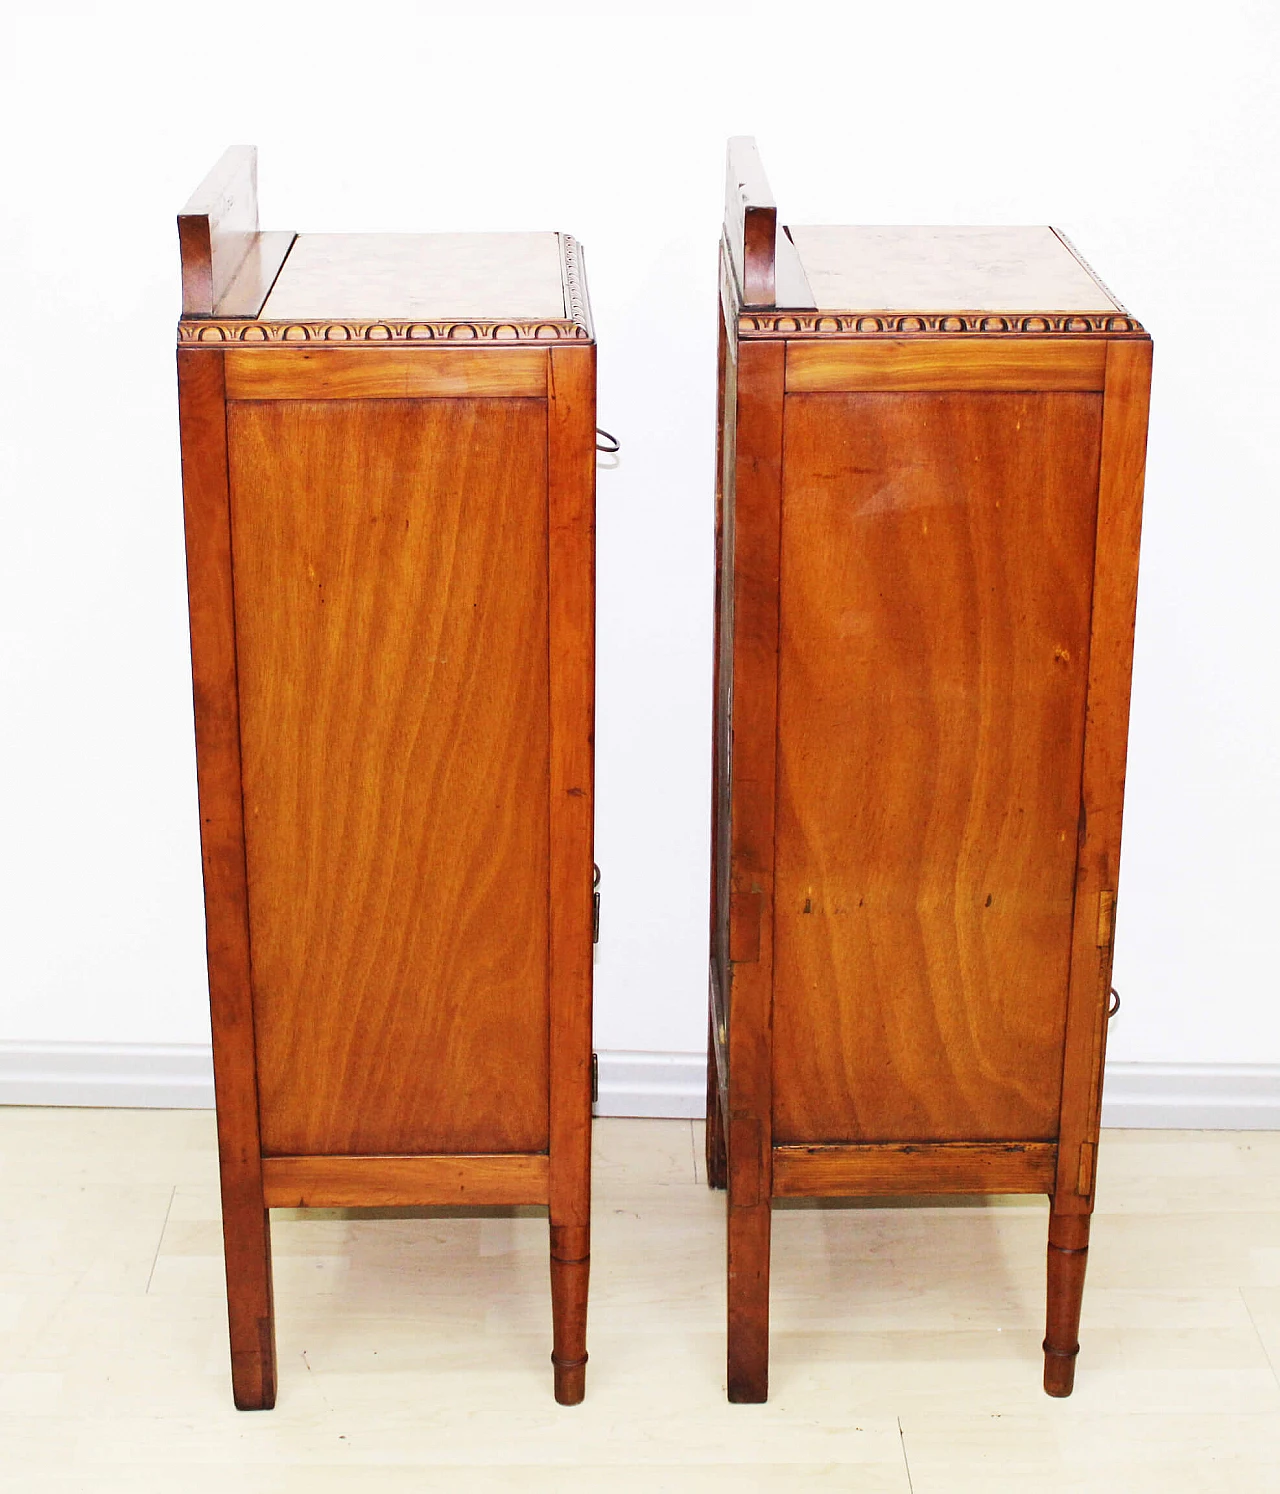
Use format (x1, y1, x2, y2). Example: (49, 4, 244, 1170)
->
(772, 1141, 1058, 1197)
(261, 1152, 550, 1209)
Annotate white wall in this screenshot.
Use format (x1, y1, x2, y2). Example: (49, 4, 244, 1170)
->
(1, 0, 1277, 1068)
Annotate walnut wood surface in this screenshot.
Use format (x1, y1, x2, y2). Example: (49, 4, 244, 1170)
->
(785, 338, 1107, 393)
(224, 347, 547, 400)
(226, 395, 551, 1158)
(176, 349, 276, 1410)
(261, 1154, 549, 1209)
(772, 1142, 1058, 1197)
(772, 390, 1102, 1144)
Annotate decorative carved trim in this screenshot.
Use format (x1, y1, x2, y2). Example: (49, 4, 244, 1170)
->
(178, 316, 589, 346)
(738, 309, 1146, 338)
(558, 233, 593, 340)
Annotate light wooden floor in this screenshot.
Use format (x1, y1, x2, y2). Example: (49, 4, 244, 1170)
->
(2, 1111, 1280, 1490)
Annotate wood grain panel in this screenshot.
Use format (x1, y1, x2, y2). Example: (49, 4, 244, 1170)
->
(227, 397, 551, 1157)
(225, 348, 546, 401)
(772, 1142, 1057, 1197)
(786, 339, 1107, 393)
(262, 1153, 548, 1208)
(773, 391, 1104, 1143)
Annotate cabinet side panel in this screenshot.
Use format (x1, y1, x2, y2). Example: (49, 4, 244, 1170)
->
(228, 396, 551, 1157)
(773, 390, 1102, 1143)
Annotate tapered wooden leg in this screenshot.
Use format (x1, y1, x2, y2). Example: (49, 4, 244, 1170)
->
(550, 1222, 589, 1405)
(726, 1115, 770, 1403)
(220, 1188, 276, 1410)
(706, 1014, 727, 1191)
(1044, 1206, 1090, 1397)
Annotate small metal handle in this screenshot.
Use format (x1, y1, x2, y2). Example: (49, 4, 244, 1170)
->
(595, 428, 620, 454)
(1108, 987, 1121, 1019)
(592, 864, 601, 944)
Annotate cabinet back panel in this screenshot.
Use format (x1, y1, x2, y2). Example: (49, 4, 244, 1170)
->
(772, 391, 1102, 1143)
(227, 397, 550, 1157)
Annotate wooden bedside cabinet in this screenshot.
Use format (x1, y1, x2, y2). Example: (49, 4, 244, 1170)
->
(176, 147, 596, 1408)
(706, 138, 1152, 1401)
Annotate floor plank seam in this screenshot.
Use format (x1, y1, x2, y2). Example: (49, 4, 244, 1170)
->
(1240, 1287, 1280, 1394)
(897, 1415, 915, 1492)
(144, 1183, 176, 1295)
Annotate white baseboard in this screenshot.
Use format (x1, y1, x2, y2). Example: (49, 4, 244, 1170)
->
(2, 1042, 1279, 1130)
(1099, 1063, 1280, 1129)
(0, 1042, 215, 1109)
(594, 1050, 704, 1118)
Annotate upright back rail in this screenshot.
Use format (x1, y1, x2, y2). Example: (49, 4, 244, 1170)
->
(723, 137, 816, 312)
(724, 137, 777, 308)
(179, 145, 295, 319)
(178, 146, 260, 315)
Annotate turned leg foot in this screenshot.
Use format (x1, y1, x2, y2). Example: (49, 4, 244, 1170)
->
(550, 1222, 589, 1405)
(222, 1199, 276, 1410)
(1044, 1207, 1090, 1398)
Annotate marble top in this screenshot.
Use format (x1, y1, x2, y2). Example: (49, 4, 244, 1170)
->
(261, 233, 567, 321)
(787, 226, 1119, 314)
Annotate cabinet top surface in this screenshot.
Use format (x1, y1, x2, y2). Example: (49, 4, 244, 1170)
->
(788, 226, 1120, 314)
(261, 232, 567, 321)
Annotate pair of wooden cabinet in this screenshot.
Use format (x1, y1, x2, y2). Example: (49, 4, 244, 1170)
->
(176, 148, 595, 1408)
(176, 142, 1150, 1410)
(706, 140, 1151, 1401)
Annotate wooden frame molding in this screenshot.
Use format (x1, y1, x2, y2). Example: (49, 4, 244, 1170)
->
(785, 338, 1108, 393)
(224, 347, 548, 400)
(773, 1143, 1059, 1198)
(261, 1153, 549, 1209)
